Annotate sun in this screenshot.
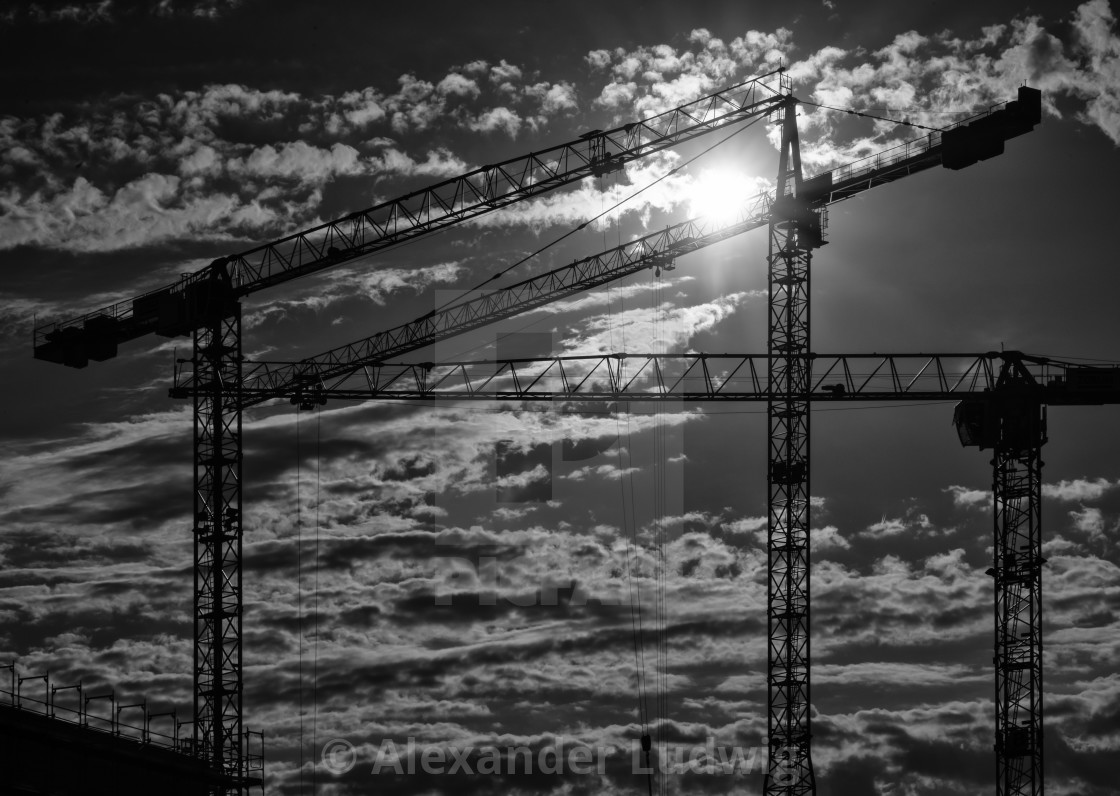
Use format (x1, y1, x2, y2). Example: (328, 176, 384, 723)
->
(686, 167, 767, 226)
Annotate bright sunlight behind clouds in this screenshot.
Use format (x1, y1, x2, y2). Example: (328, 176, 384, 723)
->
(685, 167, 772, 225)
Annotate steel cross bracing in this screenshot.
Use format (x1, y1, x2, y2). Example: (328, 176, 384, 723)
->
(33, 70, 791, 366)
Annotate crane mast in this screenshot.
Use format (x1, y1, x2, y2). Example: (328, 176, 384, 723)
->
(991, 397, 1045, 796)
(955, 358, 1054, 796)
(190, 264, 244, 784)
(33, 68, 1045, 795)
(765, 97, 816, 795)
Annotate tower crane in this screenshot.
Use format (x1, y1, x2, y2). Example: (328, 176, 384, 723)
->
(179, 83, 1039, 796)
(32, 70, 790, 790)
(33, 66, 1041, 795)
(197, 348, 1119, 796)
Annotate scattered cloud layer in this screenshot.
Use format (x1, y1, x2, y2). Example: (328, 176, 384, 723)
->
(5, 3, 1117, 262)
(5, 6, 1120, 796)
(0, 0, 243, 24)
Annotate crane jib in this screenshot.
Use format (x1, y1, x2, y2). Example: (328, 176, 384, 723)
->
(33, 84, 1040, 370)
(32, 71, 789, 368)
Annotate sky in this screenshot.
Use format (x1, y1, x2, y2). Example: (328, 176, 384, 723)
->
(2, 1, 1120, 795)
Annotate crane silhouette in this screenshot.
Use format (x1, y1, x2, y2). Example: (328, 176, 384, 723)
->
(36, 70, 1050, 795)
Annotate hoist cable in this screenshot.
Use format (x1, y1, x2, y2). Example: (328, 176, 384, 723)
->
(311, 407, 322, 793)
(600, 171, 650, 737)
(295, 408, 305, 791)
(653, 271, 670, 796)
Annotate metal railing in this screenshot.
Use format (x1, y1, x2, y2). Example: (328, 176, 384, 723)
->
(1, 662, 263, 778)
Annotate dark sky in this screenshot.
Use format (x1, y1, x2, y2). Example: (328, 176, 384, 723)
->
(2, 2, 1120, 795)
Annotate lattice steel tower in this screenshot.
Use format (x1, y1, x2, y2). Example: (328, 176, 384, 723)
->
(764, 93, 824, 796)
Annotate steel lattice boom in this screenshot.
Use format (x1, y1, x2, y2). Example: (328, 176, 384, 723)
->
(33, 70, 791, 369)
(172, 352, 1115, 404)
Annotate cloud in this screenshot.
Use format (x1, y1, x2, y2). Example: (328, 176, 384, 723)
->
(721, 516, 766, 538)
(863, 516, 907, 538)
(177, 142, 221, 177)
(436, 73, 481, 99)
(468, 151, 702, 232)
(815, 524, 851, 552)
(242, 260, 467, 329)
(594, 80, 638, 109)
(1044, 477, 1116, 502)
(584, 29, 793, 119)
(0, 2, 240, 25)
(338, 88, 387, 127)
(1069, 506, 1105, 538)
(468, 107, 522, 138)
(489, 59, 523, 85)
(364, 141, 471, 178)
(556, 291, 759, 356)
(0, 172, 277, 252)
(228, 141, 363, 183)
(3, 53, 618, 253)
(946, 484, 990, 508)
(1073, 0, 1120, 143)
(859, 510, 941, 539)
(778, 2, 1120, 172)
(526, 81, 579, 116)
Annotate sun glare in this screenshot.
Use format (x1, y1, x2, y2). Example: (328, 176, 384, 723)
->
(686, 168, 765, 226)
